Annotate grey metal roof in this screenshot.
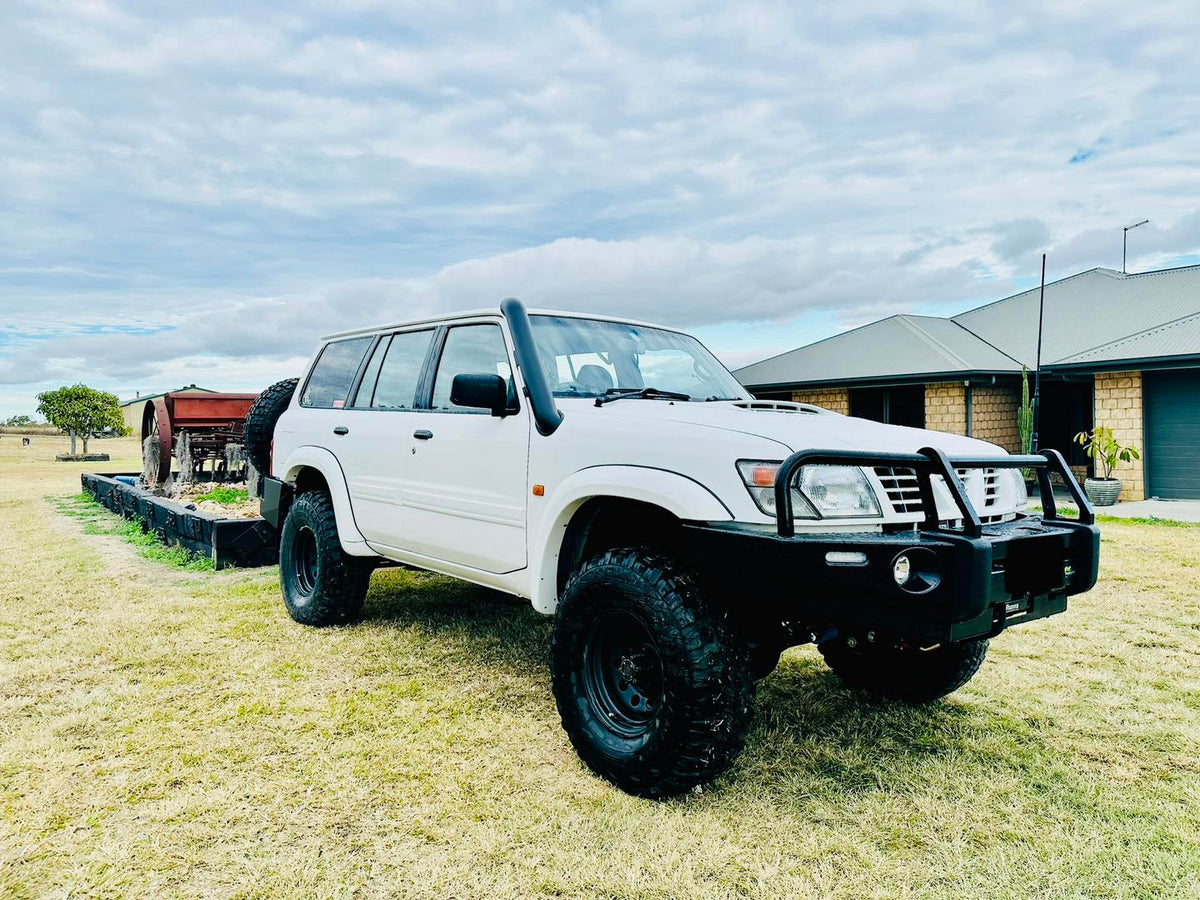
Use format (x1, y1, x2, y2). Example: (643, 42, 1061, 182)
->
(954, 265, 1200, 368)
(734, 314, 1022, 389)
(736, 264, 1200, 389)
(1053, 309, 1200, 367)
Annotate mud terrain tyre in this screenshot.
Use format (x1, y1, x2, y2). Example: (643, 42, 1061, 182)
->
(243, 377, 299, 479)
(820, 637, 989, 704)
(279, 491, 372, 626)
(551, 548, 754, 798)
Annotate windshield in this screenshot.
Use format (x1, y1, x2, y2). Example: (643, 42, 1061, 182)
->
(529, 315, 749, 401)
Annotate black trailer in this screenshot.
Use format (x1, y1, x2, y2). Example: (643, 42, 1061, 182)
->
(81, 472, 278, 569)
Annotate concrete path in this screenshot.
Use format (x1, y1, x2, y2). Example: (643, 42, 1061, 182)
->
(1036, 493, 1200, 523)
(1090, 497, 1200, 523)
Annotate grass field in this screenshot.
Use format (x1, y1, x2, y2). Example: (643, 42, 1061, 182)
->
(2, 435, 1198, 898)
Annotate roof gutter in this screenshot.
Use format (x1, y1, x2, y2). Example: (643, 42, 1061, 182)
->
(1044, 353, 1200, 375)
(741, 369, 1024, 392)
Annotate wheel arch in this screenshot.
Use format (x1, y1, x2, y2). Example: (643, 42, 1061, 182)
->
(529, 465, 733, 614)
(278, 446, 373, 556)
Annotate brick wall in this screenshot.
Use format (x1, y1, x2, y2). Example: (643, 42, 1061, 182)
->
(791, 387, 850, 415)
(969, 383, 1020, 452)
(1093, 370, 1145, 501)
(925, 382, 967, 435)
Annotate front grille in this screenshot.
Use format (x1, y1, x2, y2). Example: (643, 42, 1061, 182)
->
(958, 467, 1000, 508)
(875, 467, 922, 514)
(875, 466, 1001, 518)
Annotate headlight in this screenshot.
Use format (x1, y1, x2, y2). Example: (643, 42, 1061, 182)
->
(736, 461, 880, 519)
(735, 461, 816, 518)
(798, 465, 881, 517)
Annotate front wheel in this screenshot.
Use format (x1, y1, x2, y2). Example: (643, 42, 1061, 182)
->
(819, 636, 989, 704)
(550, 548, 754, 798)
(279, 491, 373, 626)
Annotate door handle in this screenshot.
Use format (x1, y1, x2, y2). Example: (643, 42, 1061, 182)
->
(413, 429, 433, 440)
(333, 426, 349, 435)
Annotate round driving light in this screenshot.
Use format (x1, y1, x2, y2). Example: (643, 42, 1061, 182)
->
(891, 548, 943, 594)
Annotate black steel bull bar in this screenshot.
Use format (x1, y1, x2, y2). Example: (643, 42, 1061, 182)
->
(774, 447, 1094, 538)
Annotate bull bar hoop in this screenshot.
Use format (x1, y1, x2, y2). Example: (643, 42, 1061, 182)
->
(774, 447, 1095, 539)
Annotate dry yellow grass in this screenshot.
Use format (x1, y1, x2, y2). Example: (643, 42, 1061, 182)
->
(2, 435, 1198, 898)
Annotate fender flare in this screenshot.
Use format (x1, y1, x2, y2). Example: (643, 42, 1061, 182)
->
(279, 445, 374, 556)
(528, 465, 733, 614)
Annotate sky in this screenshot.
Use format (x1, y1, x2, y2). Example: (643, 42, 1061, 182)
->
(3, 0, 1200, 418)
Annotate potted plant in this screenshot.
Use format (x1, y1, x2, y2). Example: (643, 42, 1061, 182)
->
(1073, 426, 1140, 506)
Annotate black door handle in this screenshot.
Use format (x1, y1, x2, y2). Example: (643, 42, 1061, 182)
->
(413, 429, 433, 440)
(333, 426, 349, 435)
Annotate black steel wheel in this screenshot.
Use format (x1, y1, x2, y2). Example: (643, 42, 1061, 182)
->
(279, 490, 373, 627)
(581, 610, 664, 740)
(291, 525, 319, 596)
(551, 548, 754, 798)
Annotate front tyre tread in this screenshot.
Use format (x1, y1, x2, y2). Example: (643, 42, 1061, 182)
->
(551, 547, 754, 798)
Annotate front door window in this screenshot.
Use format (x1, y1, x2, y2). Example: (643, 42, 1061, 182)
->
(431, 324, 514, 411)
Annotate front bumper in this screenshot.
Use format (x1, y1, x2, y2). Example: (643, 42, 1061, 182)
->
(683, 515, 1099, 644)
(685, 446, 1100, 645)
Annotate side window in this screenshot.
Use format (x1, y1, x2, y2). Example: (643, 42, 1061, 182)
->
(350, 336, 389, 407)
(301, 337, 372, 408)
(371, 329, 434, 409)
(431, 324, 513, 412)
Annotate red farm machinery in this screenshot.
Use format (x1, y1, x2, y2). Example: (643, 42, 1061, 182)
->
(140, 391, 259, 489)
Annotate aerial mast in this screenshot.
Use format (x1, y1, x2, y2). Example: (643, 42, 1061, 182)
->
(1031, 253, 1046, 452)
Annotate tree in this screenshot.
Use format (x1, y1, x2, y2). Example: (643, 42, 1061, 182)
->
(35, 385, 127, 455)
(3, 414, 35, 427)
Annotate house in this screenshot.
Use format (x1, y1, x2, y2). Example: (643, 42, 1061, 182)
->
(119, 384, 216, 433)
(734, 264, 1200, 501)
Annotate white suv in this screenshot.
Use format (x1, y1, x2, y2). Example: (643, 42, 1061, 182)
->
(245, 298, 1100, 797)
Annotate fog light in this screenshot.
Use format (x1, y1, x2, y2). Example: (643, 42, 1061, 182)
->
(891, 548, 943, 594)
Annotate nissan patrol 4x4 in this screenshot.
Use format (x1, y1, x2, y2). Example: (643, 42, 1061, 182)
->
(244, 298, 1100, 797)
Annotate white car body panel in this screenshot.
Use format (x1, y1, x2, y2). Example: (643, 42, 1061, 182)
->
(275, 443, 373, 555)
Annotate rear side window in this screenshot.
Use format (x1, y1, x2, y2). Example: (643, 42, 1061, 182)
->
(301, 337, 371, 408)
(370, 329, 434, 409)
(349, 336, 389, 407)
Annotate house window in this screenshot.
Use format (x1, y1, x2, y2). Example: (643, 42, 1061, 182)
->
(849, 385, 925, 428)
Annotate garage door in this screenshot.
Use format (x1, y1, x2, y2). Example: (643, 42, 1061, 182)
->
(1145, 369, 1200, 499)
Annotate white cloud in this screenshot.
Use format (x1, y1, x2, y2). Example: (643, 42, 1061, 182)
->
(1, 0, 1199, 415)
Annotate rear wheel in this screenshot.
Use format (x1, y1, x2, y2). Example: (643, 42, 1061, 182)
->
(279, 491, 372, 626)
(551, 548, 754, 798)
(819, 636, 988, 704)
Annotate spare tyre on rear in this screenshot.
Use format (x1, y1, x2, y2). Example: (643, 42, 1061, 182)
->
(243, 377, 299, 482)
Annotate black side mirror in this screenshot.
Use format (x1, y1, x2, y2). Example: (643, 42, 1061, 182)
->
(451, 373, 511, 417)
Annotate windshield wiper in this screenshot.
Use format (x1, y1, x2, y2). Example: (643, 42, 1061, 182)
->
(594, 387, 693, 407)
(704, 395, 741, 402)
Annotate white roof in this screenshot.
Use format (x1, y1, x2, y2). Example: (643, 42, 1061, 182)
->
(322, 307, 677, 341)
